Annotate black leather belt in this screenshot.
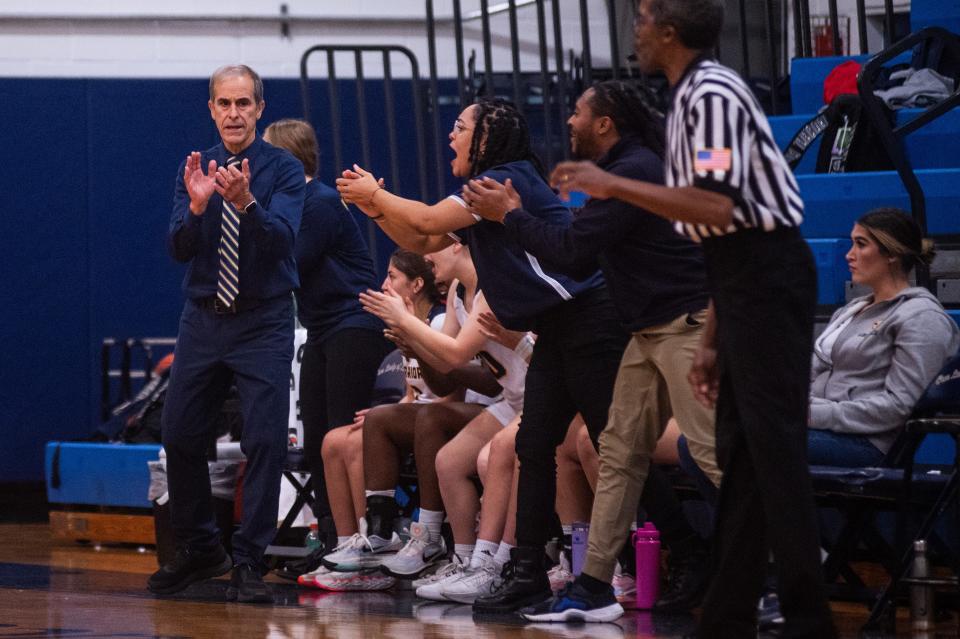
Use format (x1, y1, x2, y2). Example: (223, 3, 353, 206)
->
(195, 296, 263, 314)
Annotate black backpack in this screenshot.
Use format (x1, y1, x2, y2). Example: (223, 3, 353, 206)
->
(783, 93, 895, 173)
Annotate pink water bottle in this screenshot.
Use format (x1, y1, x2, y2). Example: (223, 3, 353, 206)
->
(633, 522, 660, 609)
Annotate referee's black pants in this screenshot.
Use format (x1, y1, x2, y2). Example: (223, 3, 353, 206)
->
(699, 228, 835, 639)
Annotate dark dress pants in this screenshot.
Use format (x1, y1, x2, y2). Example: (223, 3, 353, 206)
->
(161, 295, 294, 569)
(698, 228, 835, 639)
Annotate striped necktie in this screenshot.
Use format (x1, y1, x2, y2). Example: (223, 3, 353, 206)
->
(216, 156, 241, 309)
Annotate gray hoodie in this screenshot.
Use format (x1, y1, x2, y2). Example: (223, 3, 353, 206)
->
(809, 287, 960, 454)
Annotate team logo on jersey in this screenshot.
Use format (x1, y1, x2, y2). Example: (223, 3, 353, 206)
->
(694, 148, 732, 172)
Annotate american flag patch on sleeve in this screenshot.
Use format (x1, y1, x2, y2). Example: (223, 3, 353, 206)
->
(694, 148, 732, 172)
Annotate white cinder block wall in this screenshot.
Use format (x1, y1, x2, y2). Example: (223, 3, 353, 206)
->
(0, 1, 622, 79)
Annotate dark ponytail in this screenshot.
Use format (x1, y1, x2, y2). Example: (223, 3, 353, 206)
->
(389, 249, 443, 305)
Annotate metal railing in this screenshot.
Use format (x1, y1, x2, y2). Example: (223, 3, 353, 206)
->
(423, 0, 637, 167)
(299, 44, 430, 256)
(295, 1, 917, 215)
(794, 0, 901, 59)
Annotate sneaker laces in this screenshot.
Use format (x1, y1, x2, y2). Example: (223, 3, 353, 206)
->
(332, 532, 373, 553)
(397, 528, 427, 556)
(461, 560, 499, 585)
(547, 562, 572, 579)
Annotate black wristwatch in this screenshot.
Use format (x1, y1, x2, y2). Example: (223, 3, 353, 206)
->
(241, 199, 257, 214)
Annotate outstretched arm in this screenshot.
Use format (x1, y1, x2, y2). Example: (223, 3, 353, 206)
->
(550, 161, 734, 228)
(337, 165, 474, 254)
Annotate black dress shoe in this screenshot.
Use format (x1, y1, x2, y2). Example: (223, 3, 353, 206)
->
(226, 564, 273, 604)
(653, 539, 710, 613)
(147, 545, 233, 595)
(472, 546, 552, 615)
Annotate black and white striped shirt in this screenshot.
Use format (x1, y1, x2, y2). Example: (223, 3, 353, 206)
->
(667, 58, 804, 242)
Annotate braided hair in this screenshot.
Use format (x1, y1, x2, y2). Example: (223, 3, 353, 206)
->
(586, 80, 666, 160)
(467, 98, 546, 179)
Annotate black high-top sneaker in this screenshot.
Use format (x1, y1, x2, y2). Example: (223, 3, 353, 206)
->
(472, 546, 552, 614)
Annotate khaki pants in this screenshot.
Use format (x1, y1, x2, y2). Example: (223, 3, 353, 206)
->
(582, 309, 721, 582)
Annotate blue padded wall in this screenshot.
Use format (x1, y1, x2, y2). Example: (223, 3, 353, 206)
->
(1, 80, 93, 483)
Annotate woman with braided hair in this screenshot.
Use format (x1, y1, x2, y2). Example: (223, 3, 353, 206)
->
(337, 97, 628, 613)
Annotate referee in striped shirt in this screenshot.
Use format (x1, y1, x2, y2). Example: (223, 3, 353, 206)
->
(553, 1, 835, 637)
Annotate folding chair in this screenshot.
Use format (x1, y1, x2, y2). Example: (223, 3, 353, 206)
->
(862, 416, 960, 632)
(812, 350, 960, 615)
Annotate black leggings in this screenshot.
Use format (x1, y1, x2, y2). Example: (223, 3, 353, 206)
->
(515, 287, 627, 547)
(300, 327, 394, 518)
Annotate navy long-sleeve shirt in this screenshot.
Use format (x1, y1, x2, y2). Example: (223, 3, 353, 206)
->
(449, 160, 605, 332)
(502, 135, 709, 332)
(295, 179, 384, 344)
(169, 135, 304, 300)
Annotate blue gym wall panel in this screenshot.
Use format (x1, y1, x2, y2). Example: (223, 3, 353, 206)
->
(1, 79, 93, 482)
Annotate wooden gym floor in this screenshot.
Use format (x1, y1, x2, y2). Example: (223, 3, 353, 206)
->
(0, 523, 957, 638)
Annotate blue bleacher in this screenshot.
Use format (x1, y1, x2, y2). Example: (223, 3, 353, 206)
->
(789, 54, 871, 114)
(798, 169, 960, 238)
(912, 0, 960, 35)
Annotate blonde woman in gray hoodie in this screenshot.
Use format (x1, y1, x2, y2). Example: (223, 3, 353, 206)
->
(807, 207, 960, 466)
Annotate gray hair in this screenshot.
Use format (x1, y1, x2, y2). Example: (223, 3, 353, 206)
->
(209, 64, 264, 104)
(647, 0, 724, 51)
